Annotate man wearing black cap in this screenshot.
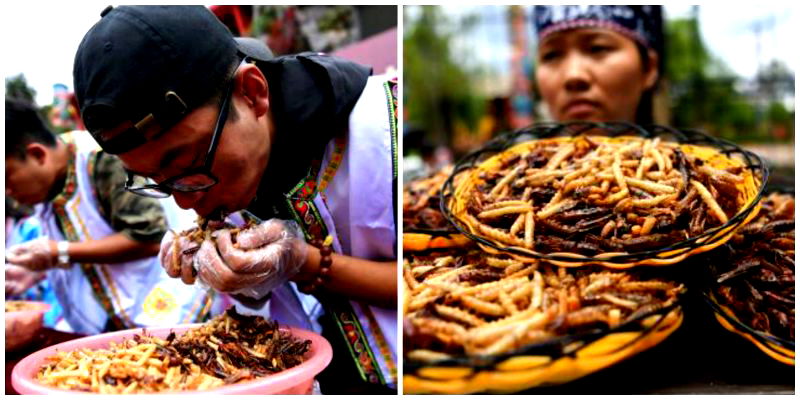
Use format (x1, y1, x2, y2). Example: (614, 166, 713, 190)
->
(74, 6, 397, 392)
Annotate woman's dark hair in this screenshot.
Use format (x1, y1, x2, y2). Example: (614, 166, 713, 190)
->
(5, 97, 57, 159)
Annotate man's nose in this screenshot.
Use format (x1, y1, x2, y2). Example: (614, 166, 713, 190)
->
(562, 53, 592, 92)
(172, 191, 204, 210)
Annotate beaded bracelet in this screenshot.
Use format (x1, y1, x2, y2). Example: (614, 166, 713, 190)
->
(298, 236, 334, 294)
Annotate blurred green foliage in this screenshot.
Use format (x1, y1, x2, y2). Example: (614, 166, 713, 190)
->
(665, 14, 793, 143)
(5, 74, 37, 104)
(404, 6, 486, 147)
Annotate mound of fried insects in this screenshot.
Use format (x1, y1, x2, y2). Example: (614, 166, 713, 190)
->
(710, 192, 794, 341)
(403, 249, 684, 360)
(36, 308, 311, 393)
(460, 136, 749, 255)
(404, 165, 455, 231)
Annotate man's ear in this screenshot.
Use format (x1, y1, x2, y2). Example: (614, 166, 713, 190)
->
(236, 64, 270, 118)
(643, 48, 659, 91)
(26, 143, 49, 166)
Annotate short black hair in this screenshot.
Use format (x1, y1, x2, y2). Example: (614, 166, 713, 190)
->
(5, 97, 57, 159)
(202, 56, 243, 122)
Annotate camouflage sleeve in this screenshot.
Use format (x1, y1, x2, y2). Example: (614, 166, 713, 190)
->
(92, 152, 168, 243)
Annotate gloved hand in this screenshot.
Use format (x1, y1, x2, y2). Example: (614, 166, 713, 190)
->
(5, 264, 46, 296)
(194, 219, 307, 298)
(5, 238, 57, 271)
(159, 229, 201, 285)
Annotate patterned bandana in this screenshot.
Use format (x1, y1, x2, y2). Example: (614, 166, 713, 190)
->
(533, 5, 661, 51)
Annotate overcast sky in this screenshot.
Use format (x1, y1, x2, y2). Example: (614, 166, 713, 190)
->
(3, 4, 797, 106)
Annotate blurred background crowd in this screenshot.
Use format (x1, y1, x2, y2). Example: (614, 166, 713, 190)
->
(403, 5, 794, 184)
(4, 4, 397, 330)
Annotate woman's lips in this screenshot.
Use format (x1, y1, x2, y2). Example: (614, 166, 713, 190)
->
(562, 100, 600, 119)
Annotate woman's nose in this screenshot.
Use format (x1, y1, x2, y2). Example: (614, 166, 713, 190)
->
(562, 53, 591, 92)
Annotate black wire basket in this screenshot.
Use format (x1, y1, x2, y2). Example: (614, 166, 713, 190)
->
(403, 166, 472, 251)
(440, 121, 769, 268)
(403, 262, 687, 394)
(701, 185, 794, 365)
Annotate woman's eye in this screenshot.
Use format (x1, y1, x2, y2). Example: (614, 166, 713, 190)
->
(540, 50, 561, 62)
(589, 45, 612, 54)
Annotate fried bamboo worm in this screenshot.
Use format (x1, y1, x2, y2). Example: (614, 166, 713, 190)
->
(537, 199, 578, 219)
(625, 177, 676, 194)
(529, 270, 544, 310)
(640, 217, 657, 236)
(599, 293, 640, 310)
(447, 277, 530, 299)
(485, 257, 517, 269)
(406, 349, 453, 363)
(461, 295, 506, 316)
(504, 262, 526, 275)
(435, 304, 486, 327)
(498, 290, 519, 315)
(465, 307, 554, 347)
(510, 213, 526, 236)
(545, 144, 575, 170)
(478, 205, 533, 220)
(612, 152, 629, 193)
(524, 211, 535, 249)
(601, 220, 616, 238)
(631, 194, 675, 208)
(518, 170, 571, 187)
(691, 180, 729, 223)
(404, 261, 420, 291)
(411, 317, 467, 343)
(635, 158, 653, 179)
(488, 165, 523, 199)
(483, 200, 532, 211)
(648, 143, 666, 172)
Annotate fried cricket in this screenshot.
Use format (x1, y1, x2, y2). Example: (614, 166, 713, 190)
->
(711, 192, 794, 341)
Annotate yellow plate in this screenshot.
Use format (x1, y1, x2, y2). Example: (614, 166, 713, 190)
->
(404, 307, 683, 394)
(448, 136, 762, 268)
(711, 298, 794, 365)
(403, 232, 472, 252)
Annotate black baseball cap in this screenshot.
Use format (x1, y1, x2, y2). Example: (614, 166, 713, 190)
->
(74, 5, 274, 155)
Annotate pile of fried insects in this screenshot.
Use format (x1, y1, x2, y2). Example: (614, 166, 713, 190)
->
(461, 136, 746, 254)
(711, 192, 794, 341)
(403, 249, 684, 361)
(404, 165, 456, 231)
(36, 308, 311, 393)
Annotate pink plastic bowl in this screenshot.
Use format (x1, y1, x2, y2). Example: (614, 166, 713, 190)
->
(5, 301, 51, 352)
(12, 323, 332, 395)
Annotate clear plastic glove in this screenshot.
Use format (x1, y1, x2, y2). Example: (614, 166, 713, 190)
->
(5, 264, 46, 296)
(194, 219, 307, 298)
(5, 238, 56, 271)
(158, 229, 201, 285)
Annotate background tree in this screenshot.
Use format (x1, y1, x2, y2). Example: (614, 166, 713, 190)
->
(404, 6, 486, 152)
(5, 74, 37, 104)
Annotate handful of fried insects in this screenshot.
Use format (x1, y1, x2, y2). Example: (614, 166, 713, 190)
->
(403, 249, 684, 361)
(36, 308, 311, 393)
(711, 192, 794, 341)
(458, 136, 751, 255)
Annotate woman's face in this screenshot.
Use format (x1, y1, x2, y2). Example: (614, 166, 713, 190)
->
(535, 28, 658, 122)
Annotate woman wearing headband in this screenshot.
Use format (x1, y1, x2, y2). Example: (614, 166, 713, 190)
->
(533, 5, 664, 124)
